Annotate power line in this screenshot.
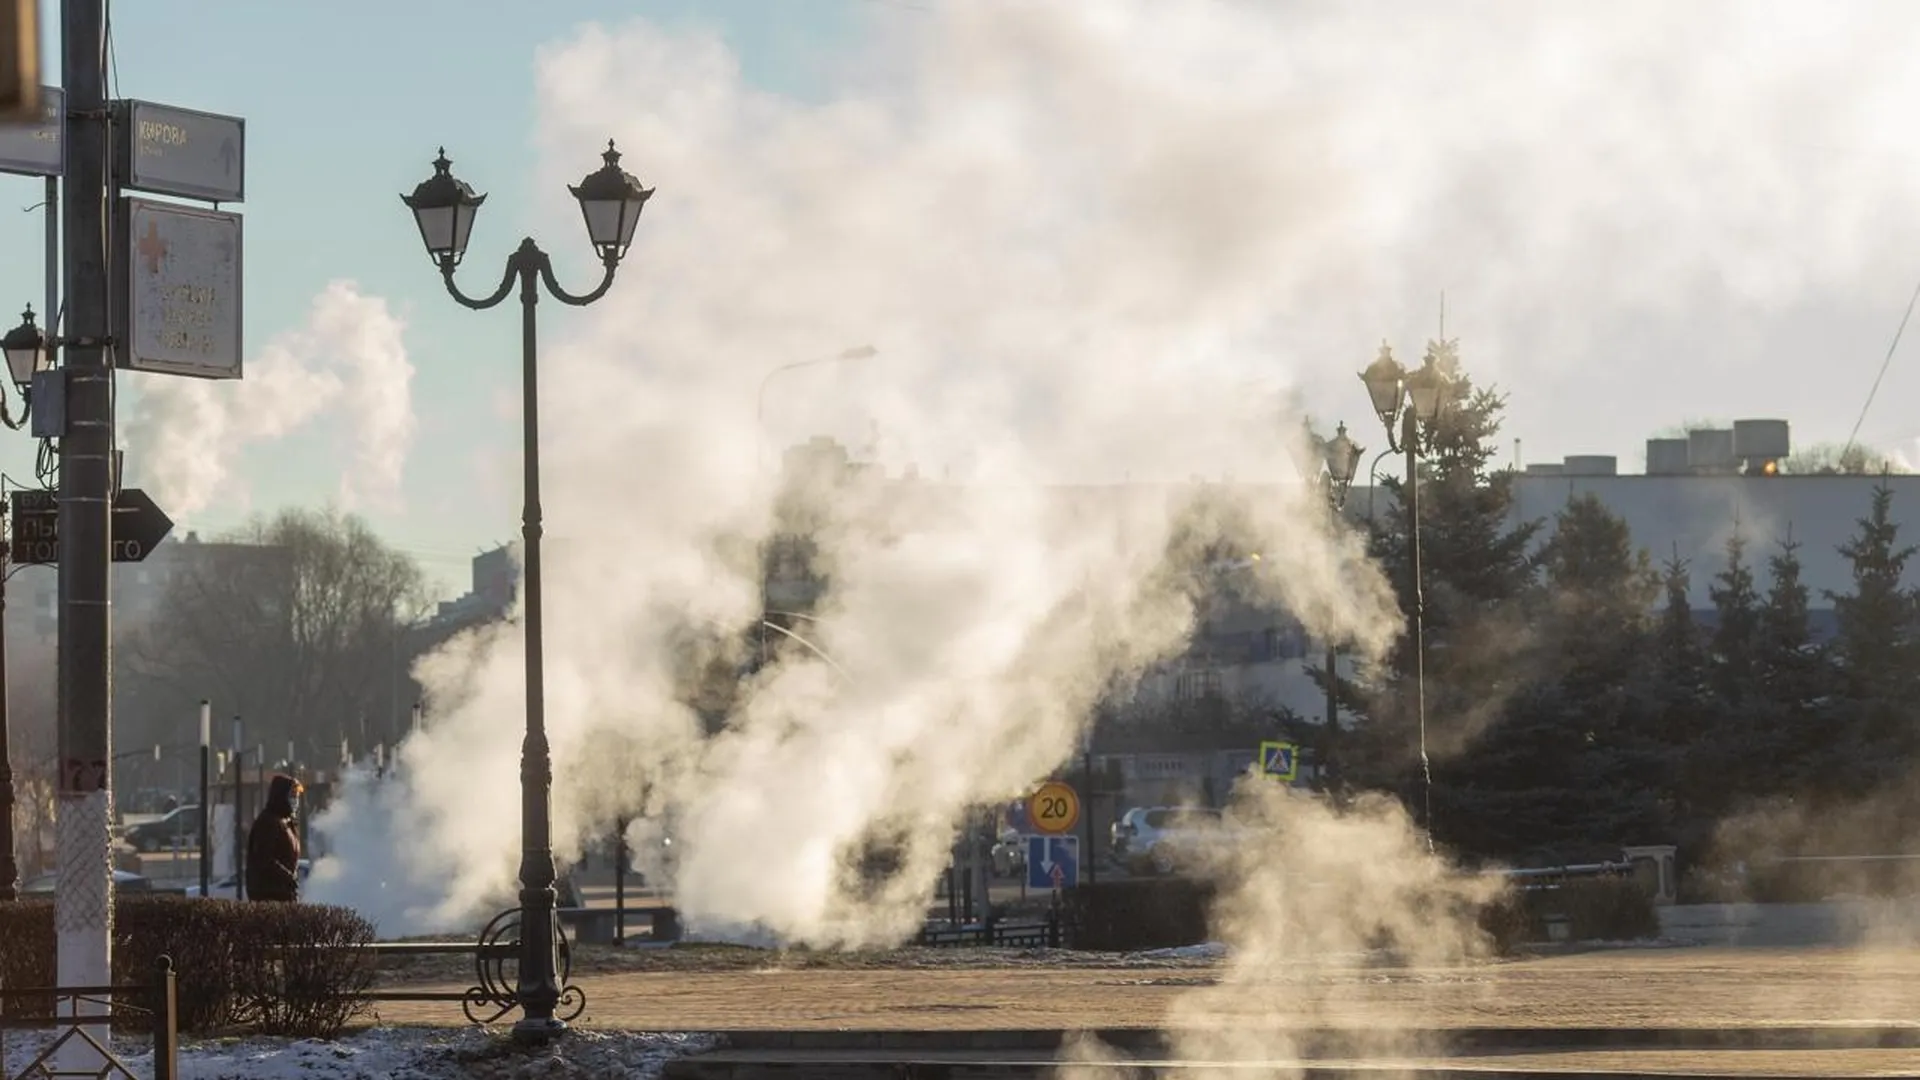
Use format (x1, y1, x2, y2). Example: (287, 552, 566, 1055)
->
(1842, 273, 1920, 459)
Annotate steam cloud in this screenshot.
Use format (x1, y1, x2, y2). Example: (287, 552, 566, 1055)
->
(124, 280, 415, 520)
(310, 0, 1920, 943)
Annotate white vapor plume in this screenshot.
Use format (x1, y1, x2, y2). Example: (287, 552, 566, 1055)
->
(312, 0, 1920, 943)
(124, 281, 415, 519)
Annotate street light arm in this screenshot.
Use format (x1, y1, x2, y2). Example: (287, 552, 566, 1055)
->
(538, 256, 618, 308)
(438, 254, 517, 312)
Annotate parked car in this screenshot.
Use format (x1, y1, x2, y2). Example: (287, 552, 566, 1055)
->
(1112, 806, 1247, 876)
(123, 804, 201, 853)
(184, 860, 311, 899)
(21, 869, 152, 893)
(990, 828, 1027, 877)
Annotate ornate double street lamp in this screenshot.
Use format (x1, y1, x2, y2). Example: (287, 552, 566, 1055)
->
(401, 143, 653, 1043)
(1298, 420, 1361, 791)
(1358, 341, 1454, 846)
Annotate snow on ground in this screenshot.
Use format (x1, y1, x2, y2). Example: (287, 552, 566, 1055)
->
(1, 1027, 713, 1080)
(1126, 942, 1229, 961)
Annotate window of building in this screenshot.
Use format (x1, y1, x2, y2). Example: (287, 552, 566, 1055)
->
(1175, 668, 1222, 701)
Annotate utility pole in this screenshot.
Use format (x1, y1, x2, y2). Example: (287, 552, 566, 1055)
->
(54, 0, 116, 1028)
(0, 515, 13, 902)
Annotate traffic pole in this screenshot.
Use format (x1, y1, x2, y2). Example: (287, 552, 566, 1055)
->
(54, 0, 117, 1064)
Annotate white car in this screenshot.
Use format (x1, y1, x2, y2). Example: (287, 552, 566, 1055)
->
(184, 860, 310, 899)
(1112, 806, 1248, 876)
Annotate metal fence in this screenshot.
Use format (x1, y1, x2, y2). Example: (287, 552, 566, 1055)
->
(0, 956, 178, 1080)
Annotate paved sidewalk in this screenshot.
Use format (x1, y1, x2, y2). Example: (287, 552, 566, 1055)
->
(365, 946, 1920, 1033)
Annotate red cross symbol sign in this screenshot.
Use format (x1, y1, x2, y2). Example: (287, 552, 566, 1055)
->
(137, 220, 168, 274)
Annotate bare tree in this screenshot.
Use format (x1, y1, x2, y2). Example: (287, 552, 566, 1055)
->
(124, 509, 430, 765)
(1780, 442, 1908, 476)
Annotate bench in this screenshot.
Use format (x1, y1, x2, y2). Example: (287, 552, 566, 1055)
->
(556, 905, 683, 946)
(557, 906, 620, 945)
(291, 907, 586, 1025)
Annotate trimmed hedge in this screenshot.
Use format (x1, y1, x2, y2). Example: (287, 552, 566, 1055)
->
(1477, 877, 1659, 951)
(0, 895, 376, 1037)
(1548, 876, 1660, 940)
(1066, 878, 1216, 952)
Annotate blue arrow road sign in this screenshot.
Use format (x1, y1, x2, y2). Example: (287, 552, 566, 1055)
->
(1027, 835, 1080, 890)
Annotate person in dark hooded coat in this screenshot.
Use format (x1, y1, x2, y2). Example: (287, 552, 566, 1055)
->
(246, 774, 303, 902)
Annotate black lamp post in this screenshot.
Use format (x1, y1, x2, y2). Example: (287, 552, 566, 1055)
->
(1299, 419, 1362, 792)
(1358, 341, 1452, 844)
(401, 143, 652, 1043)
(0, 306, 47, 902)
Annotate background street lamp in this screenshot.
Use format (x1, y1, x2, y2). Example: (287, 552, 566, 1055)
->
(754, 346, 878, 474)
(753, 346, 877, 667)
(2, 306, 50, 398)
(1358, 341, 1454, 848)
(1298, 419, 1362, 792)
(401, 142, 652, 1043)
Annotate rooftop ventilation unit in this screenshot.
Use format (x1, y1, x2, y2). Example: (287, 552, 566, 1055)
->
(1563, 455, 1618, 477)
(1732, 419, 1790, 462)
(1687, 428, 1736, 474)
(1646, 438, 1689, 476)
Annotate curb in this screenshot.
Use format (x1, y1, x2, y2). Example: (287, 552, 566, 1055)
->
(703, 1025, 1920, 1054)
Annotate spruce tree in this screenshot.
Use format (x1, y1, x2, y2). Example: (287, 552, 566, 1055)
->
(1708, 529, 1762, 703)
(1653, 549, 1711, 838)
(1759, 526, 1820, 702)
(1456, 493, 1661, 855)
(1826, 480, 1918, 703)
(1757, 525, 1826, 791)
(1656, 549, 1705, 703)
(1824, 480, 1920, 779)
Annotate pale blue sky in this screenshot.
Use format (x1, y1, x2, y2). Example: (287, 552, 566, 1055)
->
(0, 0, 879, 595)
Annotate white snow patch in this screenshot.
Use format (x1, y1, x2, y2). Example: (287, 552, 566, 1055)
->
(2, 1026, 712, 1080)
(1127, 942, 1229, 961)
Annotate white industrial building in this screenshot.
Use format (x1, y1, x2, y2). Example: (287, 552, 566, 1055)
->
(1509, 418, 1920, 618)
(1137, 418, 1920, 724)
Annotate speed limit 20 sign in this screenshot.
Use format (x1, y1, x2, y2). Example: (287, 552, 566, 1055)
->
(1026, 780, 1081, 835)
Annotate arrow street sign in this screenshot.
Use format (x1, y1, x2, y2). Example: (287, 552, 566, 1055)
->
(118, 99, 245, 203)
(8, 487, 175, 564)
(1026, 835, 1080, 891)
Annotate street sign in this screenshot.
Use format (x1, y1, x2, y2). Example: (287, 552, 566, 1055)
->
(113, 197, 243, 379)
(1026, 835, 1080, 891)
(1027, 780, 1081, 836)
(1259, 740, 1299, 782)
(0, 85, 60, 177)
(8, 487, 175, 564)
(119, 99, 244, 202)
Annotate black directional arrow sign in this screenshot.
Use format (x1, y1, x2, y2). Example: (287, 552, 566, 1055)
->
(8, 487, 175, 564)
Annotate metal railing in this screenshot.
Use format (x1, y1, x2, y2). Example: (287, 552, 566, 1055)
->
(0, 956, 177, 1080)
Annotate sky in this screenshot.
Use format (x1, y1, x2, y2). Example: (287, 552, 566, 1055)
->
(0, 0, 875, 596)
(5, 1, 1920, 601)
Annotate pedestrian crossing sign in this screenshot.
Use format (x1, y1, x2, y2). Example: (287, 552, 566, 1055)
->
(1259, 740, 1298, 781)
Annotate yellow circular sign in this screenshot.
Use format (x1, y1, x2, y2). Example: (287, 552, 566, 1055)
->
(1027, 780, 1081, 836)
